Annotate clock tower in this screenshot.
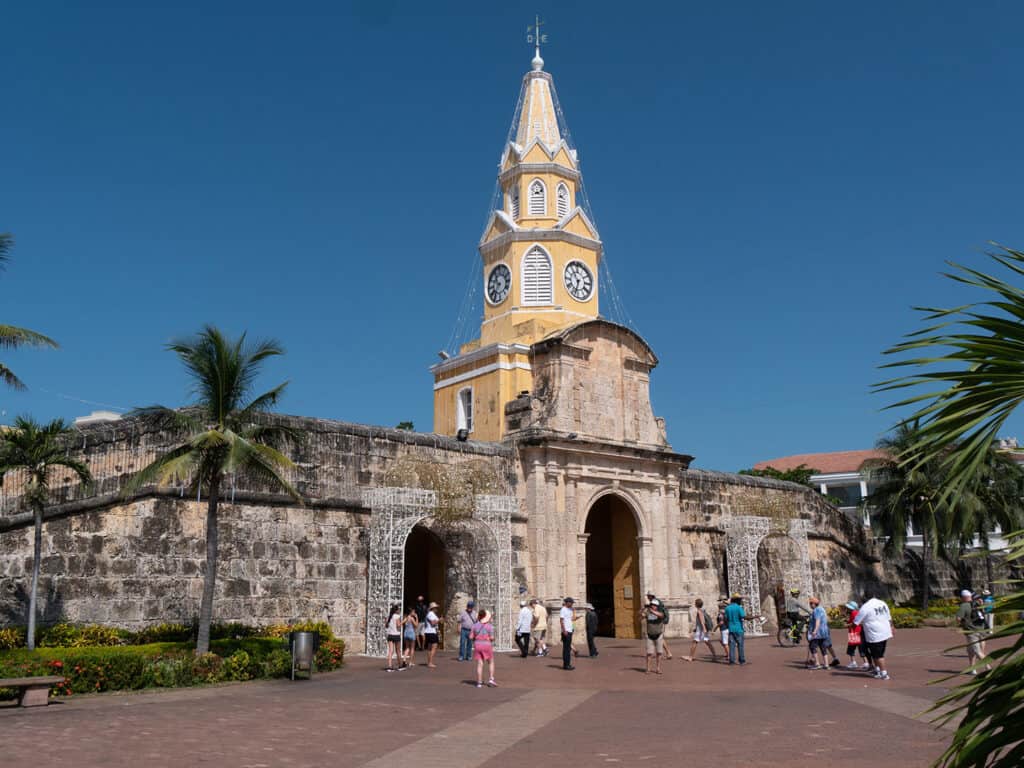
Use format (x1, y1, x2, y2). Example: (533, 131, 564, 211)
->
(432, 46, 603, 441)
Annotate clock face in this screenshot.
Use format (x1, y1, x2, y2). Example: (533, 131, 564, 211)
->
(563, 261, 594, 301)
(486, 264, 511, 305)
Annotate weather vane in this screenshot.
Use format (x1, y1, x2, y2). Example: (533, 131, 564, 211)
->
(527, 14, 548, 54)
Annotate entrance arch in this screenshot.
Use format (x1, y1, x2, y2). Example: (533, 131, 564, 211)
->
(404, 525, 447, 621)
(585, 495, 641, 638)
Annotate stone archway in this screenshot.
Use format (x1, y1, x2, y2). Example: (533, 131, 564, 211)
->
(583, 494, 642, 639)
(364, 488, 515, 657)
(723, 516, 812, 636)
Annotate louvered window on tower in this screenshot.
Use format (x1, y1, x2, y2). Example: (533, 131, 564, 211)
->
(457, 387, 473, 433)
(528, 180, 546, 216)
(510, 186, 520, 219)
(556, 183, 569, 217)
(521, 246, 553, 305)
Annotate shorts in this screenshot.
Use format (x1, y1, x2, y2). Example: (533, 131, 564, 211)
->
(425, 633, 439, 646)
(693, 628, 711, 643)
(965, 633, 984, 659)
(808, 638, 831, 654)
(417, 624, 425, 636)
(846, 643, 864, 657)
(387, 634, 401, 645)
(645, 633, 663, 656)
(865, 640, 887, 659)
(473, 644, 494, 661)
(531, 629, 546, 644)
(721, 629, 729, 644)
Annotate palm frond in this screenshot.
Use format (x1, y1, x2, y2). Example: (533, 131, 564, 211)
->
(0, 325, 58, 350)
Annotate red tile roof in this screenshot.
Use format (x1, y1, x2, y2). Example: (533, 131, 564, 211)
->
(753, 449, 889, 475)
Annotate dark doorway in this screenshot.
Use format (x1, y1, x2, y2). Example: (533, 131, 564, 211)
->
(585, 495, 641, 638)
(404, 525, 446, 621)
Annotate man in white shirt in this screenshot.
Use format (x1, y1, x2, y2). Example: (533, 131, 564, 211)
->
(559, 597, 576, 670)
(853, 593, 894, 680)
(423, 601, 441, 669)
(515, 600, 533, 657)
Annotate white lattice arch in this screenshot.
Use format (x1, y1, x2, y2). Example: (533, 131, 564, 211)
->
(363, 488, 515, 657)
(723, 516, 813, 636)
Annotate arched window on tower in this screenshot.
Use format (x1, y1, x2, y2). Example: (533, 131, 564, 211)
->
(509, 185, 520, 219)
(456, 386, 473, 433)
(556, 182, 570, 218)
(528, 179, 546, 216)
(521, 245, 553, 305)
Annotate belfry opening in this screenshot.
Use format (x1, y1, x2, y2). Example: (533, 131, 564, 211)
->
(585, 495, 641, 639)
(403, 525, 446, 622)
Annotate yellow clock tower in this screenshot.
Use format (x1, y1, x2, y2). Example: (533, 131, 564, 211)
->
(432, 44, 602, 441)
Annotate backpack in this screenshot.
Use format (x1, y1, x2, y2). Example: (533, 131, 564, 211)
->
(971, 609, 987, 629)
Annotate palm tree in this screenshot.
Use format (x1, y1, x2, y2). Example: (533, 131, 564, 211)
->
(0, 233, 58, 389)
(127, 326, 302, 654)
(0, 417, 91, 650)
(878, 244, 1024, 768)
(862, 422, 950, 609)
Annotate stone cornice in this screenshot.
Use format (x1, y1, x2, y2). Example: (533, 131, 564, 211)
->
(499, 163, 580, 184)
(480, 228, 602, 256)
(509, 429, 693, 468)
(430, 342, 531, 376)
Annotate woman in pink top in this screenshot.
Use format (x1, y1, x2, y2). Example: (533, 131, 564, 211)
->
(470, 609, 497, 688)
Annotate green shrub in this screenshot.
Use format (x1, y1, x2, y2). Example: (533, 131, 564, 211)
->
(191, 652, 224, 683)
(222, 650, 253, 681)
(134, 622, 192, 644)
(261, 620, 335, 642)
(316, 639, 345, 671)
(259, 648, 292, 678)
(0, 627, 26, 650)
(891, 607, 924, 628)
(36, 623, 126, 648)
(210, 623, 258, 640)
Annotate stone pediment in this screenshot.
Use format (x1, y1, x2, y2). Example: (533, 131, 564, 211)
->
(508, 320, 668, 448)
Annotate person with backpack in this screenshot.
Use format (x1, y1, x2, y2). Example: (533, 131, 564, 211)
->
(956, 590, 990, 674)
(645, 592, 674, 659)
(716, 597, 730, 657)
(640, 596, 666, 674)
(684, 597, 719, 662)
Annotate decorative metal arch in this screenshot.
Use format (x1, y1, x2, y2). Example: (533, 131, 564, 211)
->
(364, 488, 515, 657)
(722, 516, 813, 636)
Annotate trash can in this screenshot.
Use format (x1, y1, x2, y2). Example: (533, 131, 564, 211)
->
(289, 631, 320, 680)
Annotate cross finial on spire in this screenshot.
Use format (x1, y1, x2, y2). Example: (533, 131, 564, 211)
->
(527, 15, 547, 71)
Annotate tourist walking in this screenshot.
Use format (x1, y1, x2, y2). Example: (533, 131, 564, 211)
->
(471, 609, 498, 687)
(385, 604, 403, 672)
(646, 592, 673, 659)
(585, 605, 599, 657)
(956, 590, 989, 674)
(685, 598, 719, 662)
(458, 600, 476, 661)
(843, 601, 868, 669)
(424, 601, 441, 668)
(415, 595, 428, 650)
(515, 600, 533, 657)
(402, 605, 419, 666)
(982, 589, 995, 630)
(531, 598, 549, 656)
(641, 597, 666, 674)
(717, 597, 729, 657)
(854, 592, 893, 680)
(560, 597, 576, 670)
(725, 593, 747, 665)
(806, 596, 837, 669)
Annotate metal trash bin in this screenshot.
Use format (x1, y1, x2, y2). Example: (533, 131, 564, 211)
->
(289, 631, 320, 680)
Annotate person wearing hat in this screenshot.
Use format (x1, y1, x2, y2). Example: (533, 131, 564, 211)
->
(982, 589, 995, 631)
(725, 593, 747, 665)
(457, 600, 477, 662)
(515, 600, 534, 658)
(640, 595, 666, 674)
(843, 601, 869, 669)
(559, 597, 576, 670)
(531, 598, 549, 657)
(716, 597, 730, 656)
(956, 589, 989, 674)
(470, 609, 498, 687)
(423, 601, 441, 668)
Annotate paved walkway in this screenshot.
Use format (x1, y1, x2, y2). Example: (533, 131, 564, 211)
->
(0, 628, 976, 767)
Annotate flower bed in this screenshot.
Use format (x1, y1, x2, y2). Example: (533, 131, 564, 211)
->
(0, 624, 345, 701)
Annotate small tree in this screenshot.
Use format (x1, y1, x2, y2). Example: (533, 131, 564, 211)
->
(0, 233, 58, 389)
(128, 326, 302, 654)
(0, 416, 91, 650)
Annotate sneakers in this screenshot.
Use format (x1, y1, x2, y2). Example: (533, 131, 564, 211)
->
(846, 661, 860, 669)
(874, 670, 890, 680)
(829, 659, 841, 667)
(487, 678, 498, 687)
(861, 662, 872, 670)
(807, 664, 824, 670)
(476, 682, 483, 688)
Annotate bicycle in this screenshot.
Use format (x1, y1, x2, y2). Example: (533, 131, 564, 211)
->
(777, 614, 808, 647)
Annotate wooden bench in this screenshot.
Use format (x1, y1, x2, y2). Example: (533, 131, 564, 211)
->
(0, 676, 66, 707)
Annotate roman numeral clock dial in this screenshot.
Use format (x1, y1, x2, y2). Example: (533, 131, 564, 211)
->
(563, 261, 594, 301)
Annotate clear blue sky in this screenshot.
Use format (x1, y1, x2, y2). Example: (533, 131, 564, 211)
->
(3, 1, 1023, 471)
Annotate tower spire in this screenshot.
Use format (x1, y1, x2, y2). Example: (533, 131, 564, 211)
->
(528, 15, 546, 71)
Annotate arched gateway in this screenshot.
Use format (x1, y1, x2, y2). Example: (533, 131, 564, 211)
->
(363, 488, 516, 657)
(584, 494, 642, 638)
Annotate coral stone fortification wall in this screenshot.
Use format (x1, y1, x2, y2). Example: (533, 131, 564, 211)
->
(0, 415, 514, 653)
(678, 469, 880, 625)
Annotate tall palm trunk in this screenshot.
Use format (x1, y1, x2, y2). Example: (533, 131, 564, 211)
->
(921, 526, 931, 611)
(27, 504, 42, 651)
(196, 474, 221, 655)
